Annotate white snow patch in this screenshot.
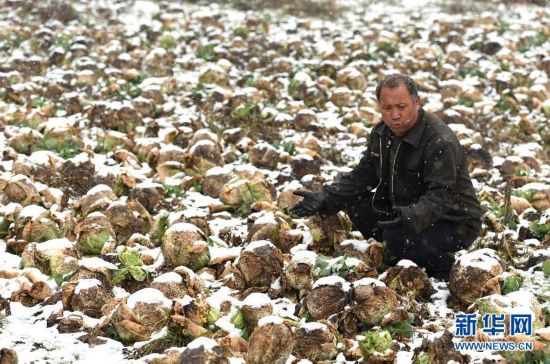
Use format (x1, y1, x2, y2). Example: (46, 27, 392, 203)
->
(523, 238, 540, 248)
(3, 202, 22, 218)
(182, 208, 209, 219)
(291, 250, 317, 265)
(70, 152, 90, 166)
(312, 275, 351, 292)
(344, 257, 363, 267)
(142, 247, 164, 272)
(254, 212, 277, 225)
(214, 308, 242, 337)
(353, 278, 386, 288)
(244, 240, 275, 252)
(18, 205, 47, 220)
(187, 336, 218, 350)
(135, 181, 163, 189)
(397, 259, 417, 268)
(206, 286, 239, 312)
(29, 151, 57, 166)
(271, 277, 281, 291)
(78, 257, 118, 271)
(427, 279, 453, 319)
(188, 139, 216, 154)
(175, 295, 195, 307)
(181, 191, 219, 208)
(242, 293, 272, 308)
(209, 246, 241, 263)
(86, 184, 114, 195)
(0, 302, 126, 362)
(340, 239, 369, 253)
(126, 288, 172, 310)
(300, 322, 327, 331)
(0, 251, 21, 270)
(205, 165, 232, 176)
(74, 279, 101, 294)
(113, 286, 129, 299)
(0, 276, 30, 299)
(481, 290, 539, 316)
(208, 217, 243, 237)
(165, 222, 202, 235)
(35, 238, 74, 252)
(10, 174, 32, 183)
(455, 248, 501, 271)
(152, 272, 183, 284)
(519, 183, 548, 191)
(258, 315, 284, 327)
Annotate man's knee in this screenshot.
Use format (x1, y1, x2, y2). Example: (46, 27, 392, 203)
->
(342, 195, 382, 241)
(382, 229, 441, 259)
(382, 228, 456, 278)
(425, 222, 473, 252)
(382, 229, 407, 257)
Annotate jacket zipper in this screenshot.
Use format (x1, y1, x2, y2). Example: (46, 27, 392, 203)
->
(371, 137, 386, 214)
(391, 142, 401, 205)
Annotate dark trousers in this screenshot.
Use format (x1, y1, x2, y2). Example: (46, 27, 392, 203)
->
(343, 194, 477, 279)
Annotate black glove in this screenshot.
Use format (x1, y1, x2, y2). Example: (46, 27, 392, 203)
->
(290, 190, 327, 218)
(376, 207, 403, 230)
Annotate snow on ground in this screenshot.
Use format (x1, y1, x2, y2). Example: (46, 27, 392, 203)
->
(0, 303, 126, 363)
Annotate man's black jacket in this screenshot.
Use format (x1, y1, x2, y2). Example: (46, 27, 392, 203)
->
(319, 108, 482, 237)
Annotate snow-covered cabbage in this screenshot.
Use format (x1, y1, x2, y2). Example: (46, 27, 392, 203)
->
(161, 223, 210, 270)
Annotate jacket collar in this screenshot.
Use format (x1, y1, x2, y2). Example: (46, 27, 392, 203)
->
(402, 108, 426, 148)
(375, 108, 426, 149)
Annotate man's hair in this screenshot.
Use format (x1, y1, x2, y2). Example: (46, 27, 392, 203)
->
(375, 74, 419, 101)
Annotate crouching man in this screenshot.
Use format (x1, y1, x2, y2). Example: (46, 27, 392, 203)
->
(291, 74, 482, 280)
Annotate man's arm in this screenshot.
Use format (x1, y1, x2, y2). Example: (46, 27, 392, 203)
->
(318, 134, 379, 217)
(397, 136, 458, 235)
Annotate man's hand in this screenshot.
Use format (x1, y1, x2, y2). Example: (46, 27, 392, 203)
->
(290, 190, 327, 218)
(376, 208, 403, 230)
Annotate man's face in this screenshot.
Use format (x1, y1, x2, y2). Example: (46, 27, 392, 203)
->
(378, 84, 420, 137)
